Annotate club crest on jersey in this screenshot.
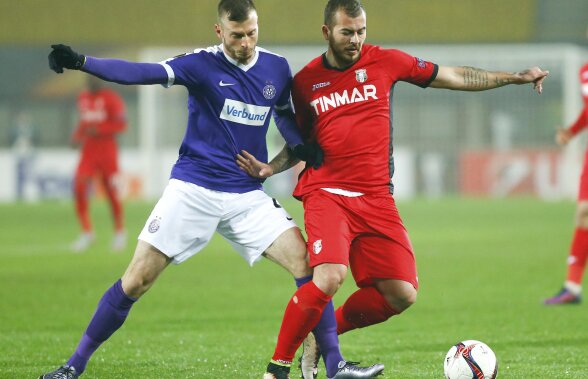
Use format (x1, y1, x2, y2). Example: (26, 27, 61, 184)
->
(263, 84, 276, 100)
(313, 239, 322, 254)
(355, 69, 368, 83)
(148, 217, 161, 233)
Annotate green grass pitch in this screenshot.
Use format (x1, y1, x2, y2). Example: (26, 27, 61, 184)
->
(1, 197, 587, 378)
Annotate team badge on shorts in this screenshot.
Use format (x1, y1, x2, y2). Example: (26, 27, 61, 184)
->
(148, 217, 161, 233)
(313, 239, 322, 254)
(263, 84, 276, 99)
(355, 69, 368, 83)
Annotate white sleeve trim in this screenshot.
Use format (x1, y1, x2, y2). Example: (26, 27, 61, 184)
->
(159, 63, 175, 88)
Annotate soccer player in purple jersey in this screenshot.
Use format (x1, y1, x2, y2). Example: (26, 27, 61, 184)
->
(39, 1, 380, 378)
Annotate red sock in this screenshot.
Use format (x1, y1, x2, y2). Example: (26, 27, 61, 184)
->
(103, 176, 124, 231)
(271, 281, 331, 364)
(74, 178, 91, 232)
(567, 228, 588, 284)
(335, 286, 398, 335)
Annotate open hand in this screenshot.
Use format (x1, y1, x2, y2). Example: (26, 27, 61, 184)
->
(555, 128, 572, 146)
(236, 150, 274, 178)
(518, 67, 549, 94)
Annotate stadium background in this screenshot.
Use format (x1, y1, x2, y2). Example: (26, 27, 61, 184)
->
(1, 0, 587, 202)
(2, 1, 588, 378)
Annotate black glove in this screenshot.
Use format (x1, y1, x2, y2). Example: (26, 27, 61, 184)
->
(48, 44, 85, 73)
(292, 142, 324, 169)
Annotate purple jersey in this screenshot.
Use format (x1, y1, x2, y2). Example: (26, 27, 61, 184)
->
(160, 45, 295, 193)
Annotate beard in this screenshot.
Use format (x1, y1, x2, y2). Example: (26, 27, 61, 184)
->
(329, 38, 361, 68)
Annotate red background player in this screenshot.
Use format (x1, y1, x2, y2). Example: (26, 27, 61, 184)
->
(544, 61, 588, 305)
(71, 75, 127, 252)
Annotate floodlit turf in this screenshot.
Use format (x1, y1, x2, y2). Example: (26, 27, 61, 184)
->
(1, 197, 587, 378)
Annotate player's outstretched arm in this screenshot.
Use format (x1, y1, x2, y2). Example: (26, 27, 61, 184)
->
(430, 65, 549, 94)
(48, 44, 168, 86)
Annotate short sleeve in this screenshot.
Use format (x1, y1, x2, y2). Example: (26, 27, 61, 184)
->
(160, 51, 204, 88)
(380, 48, 438, 88)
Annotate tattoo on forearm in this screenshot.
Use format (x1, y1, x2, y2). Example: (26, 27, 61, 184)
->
(461, 66, 514, 89)
(493, 76, 513, 87)
(462, 66, 489, 89)
(270, 145, 298, 175)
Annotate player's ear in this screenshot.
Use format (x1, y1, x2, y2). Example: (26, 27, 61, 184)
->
(214, 24, 222, 40)
(322, 25, 330, 41)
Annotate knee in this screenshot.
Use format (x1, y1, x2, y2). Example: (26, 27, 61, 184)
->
(121, 274, 151, 299)
(313, 264, 347, 296)
(391, 287, 417, 312)
(376, 281, 417, 313)
(576, 206, 588, 228)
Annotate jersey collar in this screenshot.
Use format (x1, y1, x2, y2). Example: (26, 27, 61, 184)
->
(219, 44, 259, 72)
(321, 48, 364, 72)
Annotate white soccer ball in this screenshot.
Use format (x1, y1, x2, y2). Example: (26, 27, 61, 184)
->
(443, 340, 498, 379)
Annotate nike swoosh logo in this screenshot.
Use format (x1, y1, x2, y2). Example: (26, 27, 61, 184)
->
(219, 81, 236, 87)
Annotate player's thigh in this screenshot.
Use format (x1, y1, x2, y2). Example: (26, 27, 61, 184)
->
(264, 227, 310, 277)
(121, 240, 171, 298)
(303, 190, 354, 267)
(217, 192, 298, 267)
(74, 153, 96, 182)
(98, 149, 119, 177)
(349, 234, 418, 290)
(138, 179, 221, 264)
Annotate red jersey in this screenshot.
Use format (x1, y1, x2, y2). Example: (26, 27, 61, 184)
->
(73, 88, 127, 156)
(292, 44, 437, 198)
(569, 63, 588, 136)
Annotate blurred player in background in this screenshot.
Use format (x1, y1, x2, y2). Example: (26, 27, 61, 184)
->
(544, 59, 588, 305)
(10, 110, 37, 201)
(70, 75, 127, 252)
(239, 1, 549, 377)
(39, 1, 381, 378)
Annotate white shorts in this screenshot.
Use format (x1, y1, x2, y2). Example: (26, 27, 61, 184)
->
(138, 179, 298, 265)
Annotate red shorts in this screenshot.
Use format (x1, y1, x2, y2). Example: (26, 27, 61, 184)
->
(578, 150, 588, 201)
(76, 147, 119, 179)
(302, 190, 418, 289)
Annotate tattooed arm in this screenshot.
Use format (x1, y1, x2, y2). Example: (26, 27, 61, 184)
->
(430, 65, 549, 94)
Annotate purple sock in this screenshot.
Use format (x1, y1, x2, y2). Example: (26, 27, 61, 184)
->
(67, 279, 136, 373)
(295, 276, 344, 377)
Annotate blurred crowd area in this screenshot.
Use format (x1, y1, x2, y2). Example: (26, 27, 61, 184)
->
(0, 0, 587, 201)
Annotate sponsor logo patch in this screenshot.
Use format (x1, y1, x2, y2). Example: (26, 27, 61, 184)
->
(220, 99, 270, 126)
(312, 81, 331, 91)
(309, 84, 378, 115)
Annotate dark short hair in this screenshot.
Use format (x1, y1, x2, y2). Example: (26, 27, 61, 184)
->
(324, 0, 364, 27)
(218, 0, 256, 22)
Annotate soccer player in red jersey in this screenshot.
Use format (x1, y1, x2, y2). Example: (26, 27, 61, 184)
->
(71, 75, 127, 252)
(244, 1, 549, 377)
(544, 61, 588, 305)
